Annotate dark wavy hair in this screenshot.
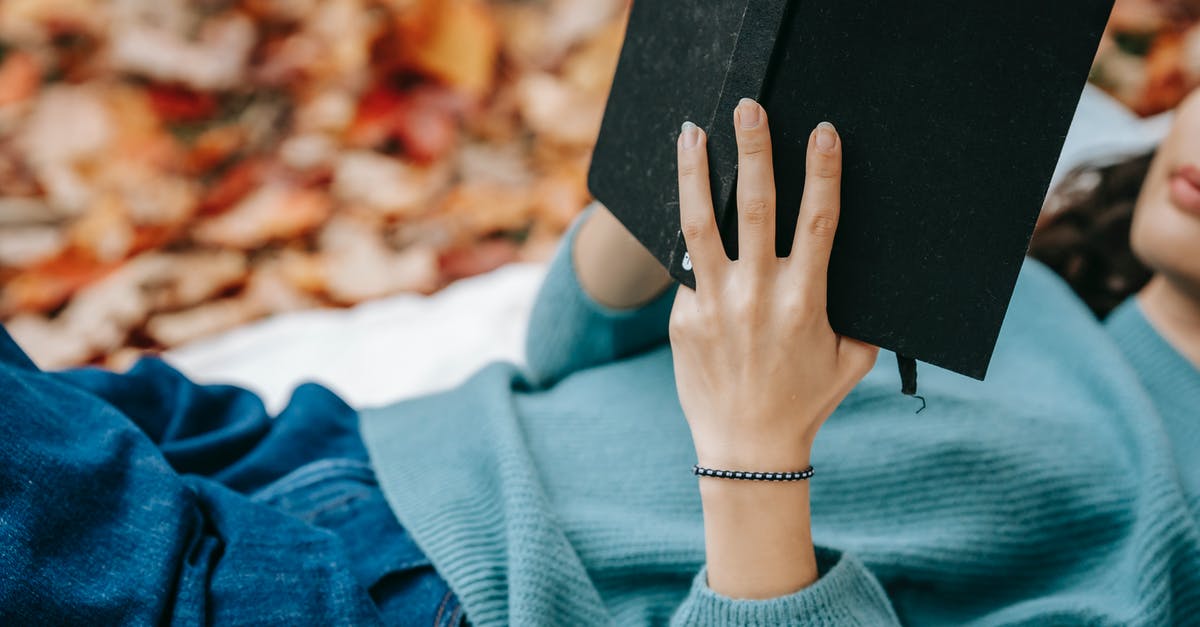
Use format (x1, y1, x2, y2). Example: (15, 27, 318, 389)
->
(1028, 152, 1158, 319)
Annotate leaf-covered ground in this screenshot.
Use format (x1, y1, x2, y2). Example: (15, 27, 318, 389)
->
(0, 0, 1195, 369)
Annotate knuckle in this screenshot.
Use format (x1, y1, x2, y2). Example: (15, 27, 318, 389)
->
(668, 317, 683, 342)
(740, 198, 773, 226)
(780, 290, 806, 312)
(669, 310, 691, 339)
(730, 290, 761, 321)
(678, 161, 702, 179)
(808, 214, 838, 239)
(782, 293, 818, 323)
(810, 155, 842, 180)
(739, 136, 771, 158)
(739, 139, 768, 158)
(681, 219, 709, 241)
(670, 295, 723, 343)
(668, 322, 686, 347)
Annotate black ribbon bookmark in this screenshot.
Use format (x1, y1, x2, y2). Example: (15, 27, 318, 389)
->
(897, 355, 927, 414)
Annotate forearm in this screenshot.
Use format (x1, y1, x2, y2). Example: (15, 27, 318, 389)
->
(699, 474, 818, 600)
(523, 204, 678, 386)
(573, 203, 673, 310)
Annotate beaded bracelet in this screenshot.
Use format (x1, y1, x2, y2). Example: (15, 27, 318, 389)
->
(692, 465, 814, 482)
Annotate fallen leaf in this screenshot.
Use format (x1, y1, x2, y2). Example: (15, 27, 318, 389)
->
(146, 298, 259, 347)
(391, 0, 500, 100)
(319, 216, 440, 302)
(346, 84, 465, 163)
(110, 12, 257, 91)
(194, 183, 332, 249)
(0, 51, 41, 107)
(438, 237, 520, 282)
(0, 250, 118, 316)
(332, 150, 447, 218)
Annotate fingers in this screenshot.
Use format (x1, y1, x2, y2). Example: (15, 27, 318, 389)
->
(791, 122, 843, 304)
(677, 121, 723, 284)
(734, 99, 777, 269)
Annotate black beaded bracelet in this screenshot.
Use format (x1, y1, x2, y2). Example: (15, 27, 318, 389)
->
(692, 465, 814, 482)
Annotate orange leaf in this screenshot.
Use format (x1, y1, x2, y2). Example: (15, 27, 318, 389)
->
(0, 52, 41, 107)
(394, 0, 500, 100)
(198, 160, 267, 216)
(1, 250, 118, 316)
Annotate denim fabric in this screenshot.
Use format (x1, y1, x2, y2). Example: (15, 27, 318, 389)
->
(0, 326, 462, 626)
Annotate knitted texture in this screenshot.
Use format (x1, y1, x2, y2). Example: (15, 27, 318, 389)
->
(1107, 299, 1200, 512)
(361, 211, 1200, 626)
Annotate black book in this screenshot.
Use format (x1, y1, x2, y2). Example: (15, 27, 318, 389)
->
(588, 0, 1115, 381)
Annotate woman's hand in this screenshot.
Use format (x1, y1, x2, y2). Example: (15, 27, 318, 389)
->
(669, 98, 878, 599)
(671, 98, 878, 472)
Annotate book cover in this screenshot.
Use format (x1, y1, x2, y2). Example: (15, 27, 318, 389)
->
(589, 0, 1116, 380)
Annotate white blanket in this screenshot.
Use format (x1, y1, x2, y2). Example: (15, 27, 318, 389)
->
(166, 263, 544, 413)
(167, 85, 1172, 413)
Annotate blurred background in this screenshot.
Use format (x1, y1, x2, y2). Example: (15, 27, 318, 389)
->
(0, 0, 1197, 370)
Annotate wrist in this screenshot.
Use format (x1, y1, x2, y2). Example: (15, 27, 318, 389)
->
(698, 472, 811, 504)
(699, 474, 818, 598)
(692, 433, 815, 474)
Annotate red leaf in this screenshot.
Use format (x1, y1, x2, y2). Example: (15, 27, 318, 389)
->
(147, 84, 219, 123)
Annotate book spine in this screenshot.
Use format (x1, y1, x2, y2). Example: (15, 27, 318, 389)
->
(671, 0, 794, 279)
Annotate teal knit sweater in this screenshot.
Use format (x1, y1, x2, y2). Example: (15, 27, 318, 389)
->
(361, 211, 1200, 626)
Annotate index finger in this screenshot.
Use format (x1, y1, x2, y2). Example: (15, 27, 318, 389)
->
(677, 121, 724, 286)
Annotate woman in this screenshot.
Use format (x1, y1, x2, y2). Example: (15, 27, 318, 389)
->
(3, 96, 1199, 625)
(358, 98, 1200, 625)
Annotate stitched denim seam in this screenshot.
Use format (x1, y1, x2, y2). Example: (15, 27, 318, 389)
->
(300, 492, 370, 523)
(433, 589, 454, 627)
(252, 459, 375, 504)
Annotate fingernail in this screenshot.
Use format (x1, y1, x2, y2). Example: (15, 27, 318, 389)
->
(815, 122, 838, 152)
(680, 121, 700, 149)
(737, 98, 761, 129)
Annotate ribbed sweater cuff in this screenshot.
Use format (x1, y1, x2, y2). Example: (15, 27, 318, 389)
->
(670, 549, 899, 627)
(553, 204, 678, 320)
(522, 203, 677, 387)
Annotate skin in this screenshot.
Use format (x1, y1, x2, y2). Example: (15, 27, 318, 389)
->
(574, 204, 673, 310)
(575, 99, 876, 599)
(670, 100, 877, 598)
(1132, 89, 1200, 368)
(570, 90, 1200, 602)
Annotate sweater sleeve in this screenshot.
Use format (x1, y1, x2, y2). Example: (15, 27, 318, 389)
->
(523, 204, 678, 387)
(671, 548, 900, 627)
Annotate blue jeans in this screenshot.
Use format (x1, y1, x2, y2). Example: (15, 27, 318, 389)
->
(0, 328, 464, 626)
